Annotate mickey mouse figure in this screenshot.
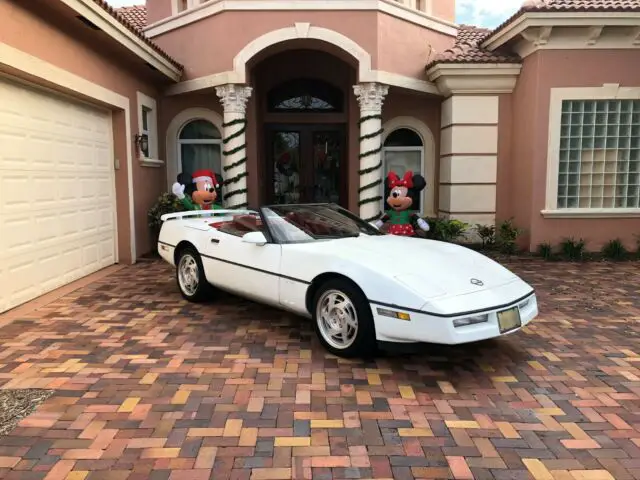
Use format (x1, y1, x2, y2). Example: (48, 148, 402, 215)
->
(172, 168, 222, 211)
(374, 170, 430, 236)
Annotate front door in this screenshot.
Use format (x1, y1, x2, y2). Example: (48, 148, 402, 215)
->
(266, 124, 346, 206)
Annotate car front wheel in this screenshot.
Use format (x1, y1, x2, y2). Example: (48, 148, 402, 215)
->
(176, 247, 210, 302)
(312, 279, 377, 358)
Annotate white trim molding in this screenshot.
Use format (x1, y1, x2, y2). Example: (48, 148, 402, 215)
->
(0, 42, 137, 262)
(382, 116, 437, 217)
(541, 208, 640, 218)
(165, 23, 440, 96)
(58, 0, 181, 81)
(165, 107, 224, 190)
(145, 0, 458, 39)
(482, 11, 640, 53)
(136, 91, 163, 167)
(513, 25, 640, 59)
(544, 83, 640, 217)
(171, 0, 193, 16)
(234, 23, 372, 84)
(426, 64, 521, 96)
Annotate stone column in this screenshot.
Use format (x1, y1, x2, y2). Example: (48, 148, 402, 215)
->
(439, 95, 499, 233)
(215, 84, 253, 209)
(353, 82, 389, 222)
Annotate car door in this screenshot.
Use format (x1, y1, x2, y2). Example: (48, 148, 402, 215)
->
(202, 223, 282, 306)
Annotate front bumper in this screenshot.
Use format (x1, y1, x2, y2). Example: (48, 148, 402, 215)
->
(371, 288, 538, 345)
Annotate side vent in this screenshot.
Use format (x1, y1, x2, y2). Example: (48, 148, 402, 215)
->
(76, 15, 100, 31)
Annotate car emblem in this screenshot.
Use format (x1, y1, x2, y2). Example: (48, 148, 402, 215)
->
(470, 278, 484, 287)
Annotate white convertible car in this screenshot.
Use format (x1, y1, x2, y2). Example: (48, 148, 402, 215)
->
(158, 203, 538, 357)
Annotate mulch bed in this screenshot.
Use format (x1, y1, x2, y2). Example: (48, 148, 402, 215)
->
(0, 389, 53, 436)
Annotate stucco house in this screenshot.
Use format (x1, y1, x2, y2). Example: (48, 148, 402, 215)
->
(0, 0, 639, 313)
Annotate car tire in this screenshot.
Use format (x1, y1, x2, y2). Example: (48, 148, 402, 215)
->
(312, 278, 377, 358)
(176, 247, 211, 302)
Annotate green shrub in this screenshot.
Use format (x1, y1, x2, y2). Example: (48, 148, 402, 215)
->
(495, 219, 521, 254)
(424, 217, 469, 243)
(537, 242, 554, 260)
(601, 238, 628, 260)
(560, 237, 586, 261)
(475, 224, 496, 249)
(148, 192, 185, 237)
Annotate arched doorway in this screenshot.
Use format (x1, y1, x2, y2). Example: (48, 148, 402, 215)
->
(251, 48, 355, 207)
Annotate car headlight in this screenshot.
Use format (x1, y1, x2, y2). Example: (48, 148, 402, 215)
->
(453, 314, 489, 328)
(518, 295, 534, 310)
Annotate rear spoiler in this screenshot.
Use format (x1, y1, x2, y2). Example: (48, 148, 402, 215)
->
(160, 209, 255, 222)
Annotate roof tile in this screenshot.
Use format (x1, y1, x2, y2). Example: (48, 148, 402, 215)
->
(90, 1, 182, 71)
(426, 25, 520, 69)
(115, 5, 147, 31)
(484, 0, 640, 44)
(428, 0, 640, 68)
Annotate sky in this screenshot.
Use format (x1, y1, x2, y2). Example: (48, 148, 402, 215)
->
(105, 0, 522, 29)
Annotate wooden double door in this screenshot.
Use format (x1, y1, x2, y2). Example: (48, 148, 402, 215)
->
(266, 124, 347, 207)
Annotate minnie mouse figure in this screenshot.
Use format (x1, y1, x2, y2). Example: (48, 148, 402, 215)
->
(374, 171, 430, 236)
(172, 168, 222, 211)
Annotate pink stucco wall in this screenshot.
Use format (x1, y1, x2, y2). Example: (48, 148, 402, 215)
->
(150, 10, 454, 82)
(0, 0, 167, 260)
(509, 50, 640, 252)
(146, 0, 173, 25)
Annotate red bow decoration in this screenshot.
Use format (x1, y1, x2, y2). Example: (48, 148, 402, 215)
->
(387, 171, 414, 189)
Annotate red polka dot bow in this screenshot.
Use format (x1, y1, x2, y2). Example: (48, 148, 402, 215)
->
(388, 171, 414, 189)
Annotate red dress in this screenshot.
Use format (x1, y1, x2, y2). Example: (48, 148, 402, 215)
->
(382, 210, 418, 237)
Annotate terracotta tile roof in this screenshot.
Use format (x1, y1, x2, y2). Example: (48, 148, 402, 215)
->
(426, 25, 521, 69)
(484, 0, 640, 44)
(115, 5, 147, 31)
(90, 1, 182, 71)
(428, 0, 640, 68)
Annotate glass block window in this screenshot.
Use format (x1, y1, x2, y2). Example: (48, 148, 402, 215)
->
(558, 99, 640, 209)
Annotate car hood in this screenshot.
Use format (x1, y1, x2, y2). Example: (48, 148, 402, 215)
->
(299, 234, 519, 299)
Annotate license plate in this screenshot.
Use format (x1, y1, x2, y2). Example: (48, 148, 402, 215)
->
(497, 307, 522, 334)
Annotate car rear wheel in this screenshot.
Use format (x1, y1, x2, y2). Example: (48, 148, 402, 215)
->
(312, 279, 377, 358)
(176, 247, 210, 302)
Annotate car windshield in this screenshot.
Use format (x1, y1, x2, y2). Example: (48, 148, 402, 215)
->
(261, 204, 384, 244)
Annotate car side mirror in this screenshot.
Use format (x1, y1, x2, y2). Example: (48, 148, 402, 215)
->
(242, 231, 267, 246)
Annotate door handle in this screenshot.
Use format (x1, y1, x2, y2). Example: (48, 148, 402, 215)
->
(211, 238, 220, 244)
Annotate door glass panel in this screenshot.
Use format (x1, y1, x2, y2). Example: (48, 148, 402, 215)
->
(312, 131, 341, 204)
(272, 131, 301, 204)
(180, 144, 222, 181)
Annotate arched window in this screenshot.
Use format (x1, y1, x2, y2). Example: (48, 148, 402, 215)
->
(267, 79, 343, 113)
(382, 128, 424, 213)
(178, 119, 222, 182)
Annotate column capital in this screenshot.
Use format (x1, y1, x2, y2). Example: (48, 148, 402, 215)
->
(353, 82, 389, 113)
(216, 84, 253, 114)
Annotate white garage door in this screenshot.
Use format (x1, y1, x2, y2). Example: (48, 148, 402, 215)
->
(0, 78, 116, 313)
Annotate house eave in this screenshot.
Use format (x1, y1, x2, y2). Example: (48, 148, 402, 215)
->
(61, 0, 182, 82)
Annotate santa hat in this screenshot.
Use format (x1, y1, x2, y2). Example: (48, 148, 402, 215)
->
(388, 171, 414, 189)
(192, 169, 219, 187)
(278, 152, 291, 164)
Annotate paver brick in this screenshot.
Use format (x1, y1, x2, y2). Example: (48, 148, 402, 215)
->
(0, 260, 637, 479)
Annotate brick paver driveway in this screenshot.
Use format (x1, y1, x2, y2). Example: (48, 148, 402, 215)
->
(0, 259, 638, 480)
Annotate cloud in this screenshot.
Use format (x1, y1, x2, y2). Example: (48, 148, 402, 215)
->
(455, 0, 523, 28)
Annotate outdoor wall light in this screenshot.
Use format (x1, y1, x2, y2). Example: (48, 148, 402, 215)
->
(134, 133, 149, 155)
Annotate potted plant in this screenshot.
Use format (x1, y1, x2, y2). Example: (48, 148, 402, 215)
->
(148, 192, 185, 248)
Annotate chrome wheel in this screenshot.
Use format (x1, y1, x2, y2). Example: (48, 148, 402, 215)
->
(315, 289, 359, 350)
(178, 254, 199, 297)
